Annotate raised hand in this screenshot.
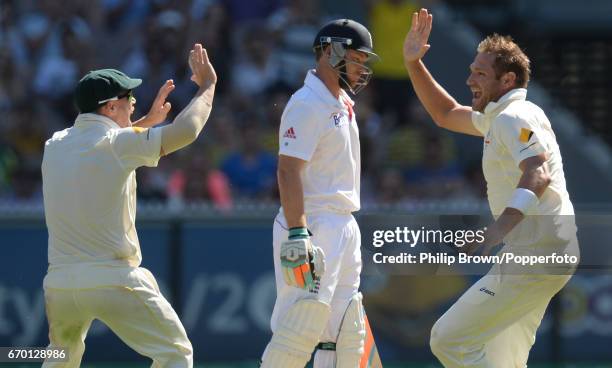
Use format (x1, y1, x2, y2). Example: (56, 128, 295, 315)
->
(146, 79, 175, 126)
(403, 8, 433, 64)
(188, 43, 217, 88)
(133, 79, 175, 127)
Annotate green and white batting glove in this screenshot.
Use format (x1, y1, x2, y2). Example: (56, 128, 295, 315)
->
(280, 227, 325, 291)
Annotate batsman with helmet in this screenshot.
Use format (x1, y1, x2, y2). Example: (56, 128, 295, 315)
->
(260, 19, 382, 368)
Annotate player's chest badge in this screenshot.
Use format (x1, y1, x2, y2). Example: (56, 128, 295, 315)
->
(330, 112, 348, 128)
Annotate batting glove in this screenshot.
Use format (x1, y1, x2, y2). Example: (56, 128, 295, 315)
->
(280, 227, 325, 291)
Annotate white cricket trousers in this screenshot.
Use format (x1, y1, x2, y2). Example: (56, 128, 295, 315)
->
(430, 261, 573, 368)
(269, 211, 362, 367)
(42, 265, 192, 368)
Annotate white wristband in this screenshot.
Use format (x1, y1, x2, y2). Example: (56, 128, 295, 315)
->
(507, 188, 539, 215)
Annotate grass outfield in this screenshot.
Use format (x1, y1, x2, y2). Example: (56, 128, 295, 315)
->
(5, 363, 612, 368)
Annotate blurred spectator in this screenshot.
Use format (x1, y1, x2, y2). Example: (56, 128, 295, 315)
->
(187, 1, 232, 94)
(99, 0, 151, 33)
(38, 0, 78, 23)
(376, 168, 407, 204)
(0, 0, 14, 30)
(221, 122, 277, 199)
(321, 0, 368, 23)
(6, 102, 48, 170)
(0, 46, 28, 110)
(259, 82, 293, 155)
(267, 0, 324, 87)
(0, 142, 18, 198)
(222, 0, 283, 24)
(33, 17, 92, 90)
(10, 166, 42, 200)
(123, 9, 192, 118)
(34, 17, 95, 122)
(136, 160, 172, 201)
(354, 87, 383, 175)
(10, 12, 52, 76)
(404, 133, 467, 199)
(385, 125, 427, 168)
(203, 105, 240, 167)
(231, 23, 280, 97)
(166, 152, 233, 210)
(385, 100, 440, 169)
(369, 0, 420, 125)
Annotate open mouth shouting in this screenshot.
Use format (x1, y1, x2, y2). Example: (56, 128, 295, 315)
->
(472, 89, 482, 104)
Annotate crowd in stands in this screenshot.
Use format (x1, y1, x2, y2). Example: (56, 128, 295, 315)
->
(0, 0, 486, 209)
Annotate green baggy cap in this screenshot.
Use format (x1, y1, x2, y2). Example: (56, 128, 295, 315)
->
(74, 69, 142, 113)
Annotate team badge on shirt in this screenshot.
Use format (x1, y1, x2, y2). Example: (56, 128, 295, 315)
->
(330, 112, 350, 128)
(132, 126, 151, 140)
(330, 112, 342, 127)
(519, 128, 533, 143)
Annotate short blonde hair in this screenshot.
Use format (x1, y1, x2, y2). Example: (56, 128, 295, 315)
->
(477, 34, 531, 88)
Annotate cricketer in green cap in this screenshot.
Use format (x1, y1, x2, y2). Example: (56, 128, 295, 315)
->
(75, 68, 142, 113)
(74, 68, 175, 129)
(41, 43, 217, 367)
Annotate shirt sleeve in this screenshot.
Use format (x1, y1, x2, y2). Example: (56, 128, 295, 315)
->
(495, 113, 548, 166)
(108, 126, 163, 170)
(471, 110, 489, 135)
(278, 101, 321, 162)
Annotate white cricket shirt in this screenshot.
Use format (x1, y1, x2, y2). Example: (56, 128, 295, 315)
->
(278, 70, 361, 214)
(472, 89, 576, 247)
(42, 113, 162, 268)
